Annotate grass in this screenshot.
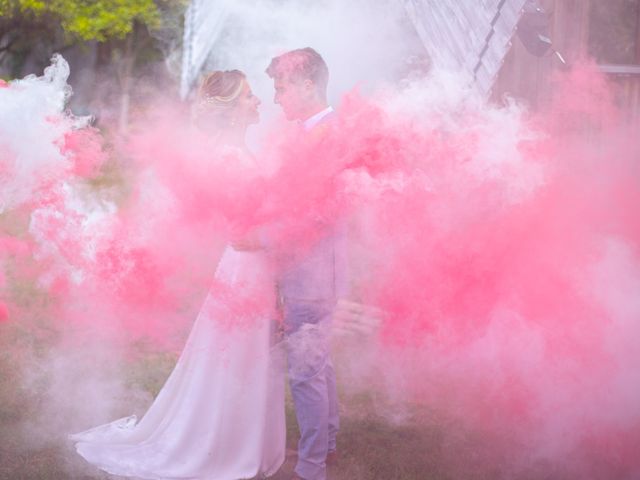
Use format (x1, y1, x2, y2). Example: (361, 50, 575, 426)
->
(0, 330, 577, 480)
(0, 297, 572, 480)
(0, 343, 457, 480)
(271, 391, 509, 480)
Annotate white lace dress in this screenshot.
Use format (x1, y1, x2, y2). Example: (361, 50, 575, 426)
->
(71, 148, 286, 479)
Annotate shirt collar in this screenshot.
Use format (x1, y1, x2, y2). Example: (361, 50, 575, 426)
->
(302, 106, 334, 131)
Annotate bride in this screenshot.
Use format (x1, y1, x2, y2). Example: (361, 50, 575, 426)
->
(71, 70, 286, 479)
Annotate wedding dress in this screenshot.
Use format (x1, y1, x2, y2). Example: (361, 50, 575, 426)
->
(71, 149, 286, 479)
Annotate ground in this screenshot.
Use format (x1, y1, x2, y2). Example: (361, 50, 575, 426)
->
(0, 326, 567, 480)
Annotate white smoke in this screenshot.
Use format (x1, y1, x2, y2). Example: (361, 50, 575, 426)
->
(0, 55, 90, 213)
(187, 0, 425, 123)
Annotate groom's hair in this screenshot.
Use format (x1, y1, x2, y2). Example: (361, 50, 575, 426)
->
(266, 47, 329, 98)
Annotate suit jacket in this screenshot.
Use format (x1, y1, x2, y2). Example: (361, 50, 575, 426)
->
(278, 110, 347, 304)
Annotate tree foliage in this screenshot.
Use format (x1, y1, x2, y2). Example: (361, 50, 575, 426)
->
(1, 0, 186, 130)
(0, 0, 184, 77)
(0, 0, 162, 41)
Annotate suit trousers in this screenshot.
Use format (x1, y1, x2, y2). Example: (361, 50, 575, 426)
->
(283, 300, 339, 480)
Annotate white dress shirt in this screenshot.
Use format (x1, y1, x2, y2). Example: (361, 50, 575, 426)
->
(302, 106, 334, 131)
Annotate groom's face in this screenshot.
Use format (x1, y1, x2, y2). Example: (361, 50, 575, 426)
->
(273, 76, 314, 121)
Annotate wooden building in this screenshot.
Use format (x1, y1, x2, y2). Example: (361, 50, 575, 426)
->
(493, 0, 640, 121)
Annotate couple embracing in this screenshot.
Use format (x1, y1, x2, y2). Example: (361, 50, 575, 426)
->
(72, 47, 344, 480)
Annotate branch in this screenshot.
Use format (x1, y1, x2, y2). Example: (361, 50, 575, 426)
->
(0, 36, 19, 54)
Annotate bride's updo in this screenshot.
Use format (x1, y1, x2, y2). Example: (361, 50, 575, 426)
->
(196, 70, 247, 128)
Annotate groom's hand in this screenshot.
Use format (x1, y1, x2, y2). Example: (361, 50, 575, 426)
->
(231, 240, 262, 251)
(231, 231, 264, 251)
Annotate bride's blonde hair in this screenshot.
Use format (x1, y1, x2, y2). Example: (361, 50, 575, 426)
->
(196, 70, 247, 127)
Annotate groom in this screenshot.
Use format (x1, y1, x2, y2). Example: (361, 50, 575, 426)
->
(266, 48, 344, 480)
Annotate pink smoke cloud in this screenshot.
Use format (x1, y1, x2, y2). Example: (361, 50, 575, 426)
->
(2, 55, 638, 478)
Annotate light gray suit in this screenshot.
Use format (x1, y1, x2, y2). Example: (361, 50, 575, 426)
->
(279, 111, 345, 480)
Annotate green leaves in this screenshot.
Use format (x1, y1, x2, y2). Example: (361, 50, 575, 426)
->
(55, 0, 163, 42)
(1, 0, 164, 42)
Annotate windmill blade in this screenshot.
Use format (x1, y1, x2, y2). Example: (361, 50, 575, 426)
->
(400, 0, 527, 96)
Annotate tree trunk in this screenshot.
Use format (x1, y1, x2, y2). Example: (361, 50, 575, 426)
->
(117, 26, 137, 135)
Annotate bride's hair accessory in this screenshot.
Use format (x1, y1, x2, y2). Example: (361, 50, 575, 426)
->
(200, 80, 245, 106)
(198, 70, 246, 107)
(195, 70, 247, 128)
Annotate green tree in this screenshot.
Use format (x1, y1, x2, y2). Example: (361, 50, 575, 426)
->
(1, 0, 161, 40)
(0, 0, 186, 130)
(1, 0, 162, 72)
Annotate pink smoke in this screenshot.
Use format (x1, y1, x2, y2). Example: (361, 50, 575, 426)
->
(58, 128, 108, 178)
(344, 64, 640, 475)
(3, 56, 638, 477)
